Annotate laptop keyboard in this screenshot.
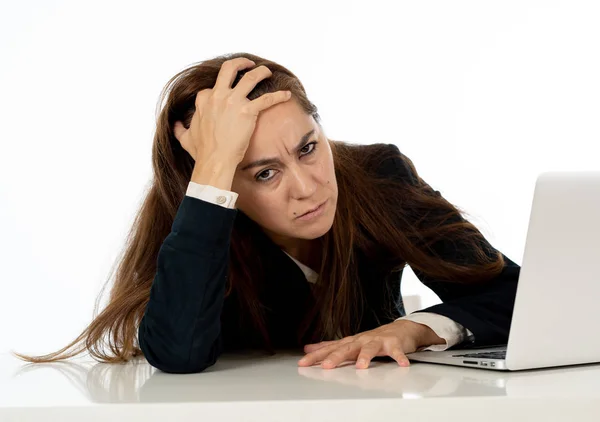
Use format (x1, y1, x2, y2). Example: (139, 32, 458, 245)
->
(451, 350, 506, 360)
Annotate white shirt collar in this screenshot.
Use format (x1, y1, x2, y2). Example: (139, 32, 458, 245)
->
(282, 250, 319, 284)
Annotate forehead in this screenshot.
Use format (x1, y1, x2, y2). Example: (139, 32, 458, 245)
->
(248, 99, 315, 148)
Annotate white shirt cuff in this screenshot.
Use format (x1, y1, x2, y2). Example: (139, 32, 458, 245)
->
(397, 312, 474, 351)
(186, 181, 239, 209)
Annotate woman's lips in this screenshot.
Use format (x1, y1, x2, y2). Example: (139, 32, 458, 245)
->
(296, 199, 328, 221)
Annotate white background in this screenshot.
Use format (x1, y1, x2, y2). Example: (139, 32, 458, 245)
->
(1, 0, 598, 356)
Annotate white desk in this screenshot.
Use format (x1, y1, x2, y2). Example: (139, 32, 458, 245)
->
(1, 350, 599, 421)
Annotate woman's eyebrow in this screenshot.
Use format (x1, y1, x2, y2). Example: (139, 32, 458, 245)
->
(240, 129, 316, 171)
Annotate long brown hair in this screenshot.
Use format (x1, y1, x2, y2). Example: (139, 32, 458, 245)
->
(12, 52, 505, 363)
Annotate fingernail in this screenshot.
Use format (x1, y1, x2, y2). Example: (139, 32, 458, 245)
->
(357, 359, 366, 365)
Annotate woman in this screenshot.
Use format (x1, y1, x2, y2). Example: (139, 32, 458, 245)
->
(12, 52, 520, 373)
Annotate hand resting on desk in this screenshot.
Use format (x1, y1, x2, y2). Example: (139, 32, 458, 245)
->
(297, 319, 446, 369)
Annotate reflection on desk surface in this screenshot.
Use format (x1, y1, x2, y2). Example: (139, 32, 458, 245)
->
(2, 350, 600, 405)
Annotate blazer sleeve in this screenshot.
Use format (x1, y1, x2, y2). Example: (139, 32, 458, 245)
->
(137, 194, 238, 373)
(379, 143, 521, 347)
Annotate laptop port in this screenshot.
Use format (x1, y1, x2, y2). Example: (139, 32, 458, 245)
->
(463, 360, 478, 365)
(480, 362, 488, 366)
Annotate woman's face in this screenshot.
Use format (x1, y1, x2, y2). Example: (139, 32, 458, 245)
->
(231, 98, 338, 253)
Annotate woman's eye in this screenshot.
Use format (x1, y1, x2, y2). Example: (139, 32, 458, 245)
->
(256, 169, 275, 182)
(255, 141, 318, 183)
(300, 141, 317, 155)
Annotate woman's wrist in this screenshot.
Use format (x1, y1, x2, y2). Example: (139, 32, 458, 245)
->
(419, 324, 446, 348)
(399, 320, 446, 348)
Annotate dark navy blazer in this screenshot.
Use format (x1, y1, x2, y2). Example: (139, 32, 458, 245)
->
(138, 143, 521, 373)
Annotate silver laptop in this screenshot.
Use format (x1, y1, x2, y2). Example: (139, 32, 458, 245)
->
(406, 171, 600, 371)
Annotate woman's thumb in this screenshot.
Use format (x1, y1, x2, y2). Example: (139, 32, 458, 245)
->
(173, 121, 186, 142)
